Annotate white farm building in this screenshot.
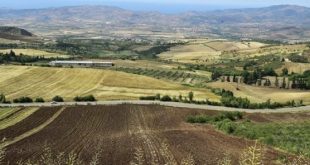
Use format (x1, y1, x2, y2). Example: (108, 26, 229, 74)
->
(49, 61, 114, 68)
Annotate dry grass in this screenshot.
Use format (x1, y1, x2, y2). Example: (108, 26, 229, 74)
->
(0, 107, 20, 120)
(281, 62, 310, 74)
(158, 39, 267, 63)
(207, 81, 310, 104)
(0, 65, 218, 101)
(0, 49, 70, 58)
(0, 107, 38, 131)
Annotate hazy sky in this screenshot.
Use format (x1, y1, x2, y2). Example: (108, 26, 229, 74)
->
(1, 0, 310, 12)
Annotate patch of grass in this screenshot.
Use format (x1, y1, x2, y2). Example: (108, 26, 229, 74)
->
(188, 112, 310, 158)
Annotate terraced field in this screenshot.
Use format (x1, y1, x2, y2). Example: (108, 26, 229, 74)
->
(115, 67, 210, 85)
(1, 105, 297, 164)
(0, 65, 218, 101)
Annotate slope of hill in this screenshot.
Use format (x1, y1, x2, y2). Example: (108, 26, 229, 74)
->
(1, 5, 310, 41)
(0, 26, 38, 42)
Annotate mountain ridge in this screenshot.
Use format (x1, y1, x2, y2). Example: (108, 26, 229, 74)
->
(1, 4, 310, 41)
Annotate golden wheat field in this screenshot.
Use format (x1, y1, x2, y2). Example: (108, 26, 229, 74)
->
(0, 65, 219, 101)
(0, 49, 70, 58)
(158, 39, 267, 63)
(207, 81, 310, 104)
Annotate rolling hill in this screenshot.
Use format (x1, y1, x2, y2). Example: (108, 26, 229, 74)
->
(1, 5, 310, 41)
(0, 26, 38, 42)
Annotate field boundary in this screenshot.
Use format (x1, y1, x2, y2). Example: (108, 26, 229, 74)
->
(0, 107, 65, 149)
(1, 101, 310, 113)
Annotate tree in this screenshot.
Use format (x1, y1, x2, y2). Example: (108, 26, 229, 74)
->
(35, 97, 45, 103)
(211, 71, 221, 80)
(275, 76, 279, 88)
(282, 68, 289, 76)
(155, 93, 161, 100)
(52, 96, 64, 102)
(226, 76, 231, 82)
(178, 95, 183, 101)
(0, 94, 6, 103)
(188, 91, 194, 102)
(232, 75, 236, 82)
(282, 77, 286, 89)
(160, 95, 172, 102)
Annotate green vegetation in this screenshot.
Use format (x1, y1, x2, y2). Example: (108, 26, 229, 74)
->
(52, 96, 64, 102)
(213, 89, 303, 109)
(187, 112, 310, 158)
(13, 97, 33, 103)
(73, 95, 96, 102)
(288, 53, 308, 63)
(35, 97, 45, 103)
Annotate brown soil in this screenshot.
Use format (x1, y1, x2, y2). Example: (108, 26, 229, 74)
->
(3, 105, 295, 164)
(0, 107, 60, 141)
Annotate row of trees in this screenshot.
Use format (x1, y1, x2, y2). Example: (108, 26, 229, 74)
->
(139, 92, 194, 103)
(0, 94, 97, 104)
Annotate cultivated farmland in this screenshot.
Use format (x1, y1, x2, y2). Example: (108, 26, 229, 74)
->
(0, 65, 218, 101)
(1, 105, 301, 164)
(0, 49, 70, 58)
(207, 81, 310, 104)
(158, 39, 268, 63)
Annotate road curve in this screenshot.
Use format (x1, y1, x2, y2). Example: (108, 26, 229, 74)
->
(0, 100, 309, 113)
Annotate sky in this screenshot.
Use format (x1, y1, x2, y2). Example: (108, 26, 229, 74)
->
(1, 0, 310, 13)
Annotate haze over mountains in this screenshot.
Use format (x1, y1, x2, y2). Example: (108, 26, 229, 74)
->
(1, 5, 310, 41)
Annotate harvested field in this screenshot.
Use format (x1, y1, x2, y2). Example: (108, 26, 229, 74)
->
(207, 81, 310, 104)
(2, 105, 296, 164)
(0, 107, 39, 130)
(0, 107, 60, 141)
(0, 49, 70, 58)
(0, 65, 218, 101)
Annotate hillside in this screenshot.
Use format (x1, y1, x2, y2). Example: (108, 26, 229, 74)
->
(1, 5, 310, 41)
(0, 26, 38, 42)
(0, 65, 218, 101)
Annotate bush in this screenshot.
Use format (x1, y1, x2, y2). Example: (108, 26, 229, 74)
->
(160, 95, 172, 102)
(52, 96, 64, 102)
(73, 95, 96, 102)
(139, 96, 156, 100)
(35, 97, 45, 103)
(13, 97, 33, 103)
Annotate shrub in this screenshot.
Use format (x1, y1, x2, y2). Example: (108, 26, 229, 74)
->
(35, 97, 45, 103)
(139, 96, 156, 100)
(160, 95, 172, 102)
(52, 96, 64, 102)
(13, 97, 33, 103)
(73, 95, 96, 102)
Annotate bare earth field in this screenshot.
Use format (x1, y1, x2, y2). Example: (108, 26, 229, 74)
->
(0, 65, 218, 101)
(207, 81, 310, 104)
(0, 49, 70, 58)
(1, 105, 300, 164)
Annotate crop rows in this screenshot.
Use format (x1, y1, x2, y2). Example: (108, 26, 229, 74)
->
(115, 67, 209, 85)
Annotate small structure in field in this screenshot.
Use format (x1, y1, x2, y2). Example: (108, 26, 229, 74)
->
(49, 61, 114, 68)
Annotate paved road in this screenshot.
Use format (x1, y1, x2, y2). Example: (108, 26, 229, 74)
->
(0, 100, 309, 113)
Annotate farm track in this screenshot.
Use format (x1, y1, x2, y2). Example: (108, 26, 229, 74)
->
(3, 105, 287, 164)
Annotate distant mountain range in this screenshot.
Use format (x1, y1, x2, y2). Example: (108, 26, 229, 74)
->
(1, 5, 310, 41)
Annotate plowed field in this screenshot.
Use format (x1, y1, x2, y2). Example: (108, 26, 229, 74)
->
(1, 105, 295, 164)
